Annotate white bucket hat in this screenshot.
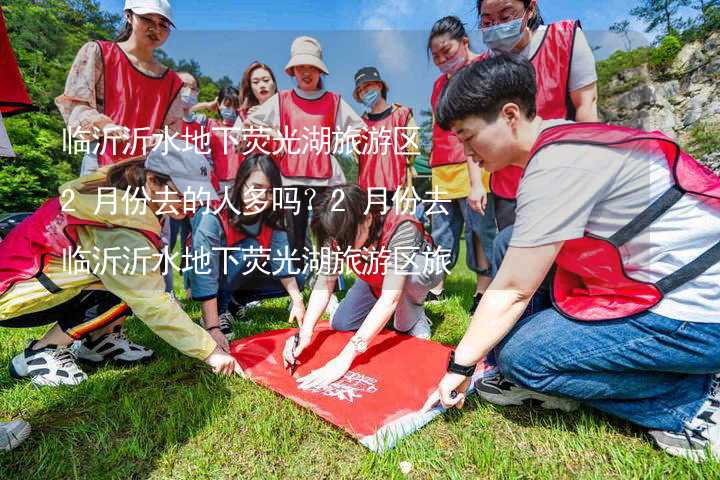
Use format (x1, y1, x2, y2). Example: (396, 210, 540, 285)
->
(284, 36, 329, 76)
(124, 0, 175, 27)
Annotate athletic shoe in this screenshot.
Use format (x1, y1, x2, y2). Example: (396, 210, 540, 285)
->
(407, 313, 432, 340)
(71, 326, 153, 364)
(470, 293, 483, 315)
(650, 374, 720, 461)
(425, 291, 446, 304)
(217, 312, 235, 341)
(10, 342, 87, 387)
(0, 420, 30, 451)
(475, 373, 579, 412)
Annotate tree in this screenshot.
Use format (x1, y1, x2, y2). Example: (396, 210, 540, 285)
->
(630, 0, 685, 36)
(610, 20, 633, 51)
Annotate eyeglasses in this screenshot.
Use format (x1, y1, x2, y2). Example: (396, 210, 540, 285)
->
(480, 8, 526, 29)
(133, 13, 172, 33)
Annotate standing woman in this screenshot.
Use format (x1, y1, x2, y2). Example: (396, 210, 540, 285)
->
(476, 0, 599, 271)
(56, 0, 184, 174)
(240, 36, 366, 271)
(427, 16, 497, 314)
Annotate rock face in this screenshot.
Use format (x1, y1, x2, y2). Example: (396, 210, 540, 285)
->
(601, 31, 720, 150)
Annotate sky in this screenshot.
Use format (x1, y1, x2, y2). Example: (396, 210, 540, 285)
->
(95, 0, 664, 115)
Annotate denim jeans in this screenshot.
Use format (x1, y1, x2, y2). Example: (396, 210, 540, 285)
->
(496, 308, 720, 432)
(430, 196, 496, 274)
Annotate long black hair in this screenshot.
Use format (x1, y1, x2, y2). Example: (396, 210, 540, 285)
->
(426, 16, 469, 59)
(228, 154, 285, 231)
(476, 0, 544, 31)
(115, 10, 133, 42)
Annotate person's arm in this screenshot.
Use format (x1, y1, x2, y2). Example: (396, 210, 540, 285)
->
(427, 242, 563, 409)
(54, 42, 118, 140)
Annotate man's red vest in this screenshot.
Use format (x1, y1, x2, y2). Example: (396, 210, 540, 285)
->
(96, 41, 183, 166)
(525, 123, 720, 321)
(348, 211, 432, 298)
(0, 197, 162, 297)
(358, 106, 413, 192)
(278, 90, 340, 179)
(429, 56, 484, 168)
(489, 20, 580, 229)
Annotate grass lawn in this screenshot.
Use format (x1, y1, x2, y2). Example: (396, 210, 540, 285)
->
(1, 247, 719, 479)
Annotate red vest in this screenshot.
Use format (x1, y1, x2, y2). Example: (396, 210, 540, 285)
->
(358, 106, 413, 191)
(348, 211, 432, 298)
(0, 197, 162, 297)
(527, 123, 720, 321)
(490, 20, 580, 208)
(0, 9, 35, 116)
(207, 118, 243, 183)
(429, 56, 484, 168)
(278, 90, 340, 179)
(96, 41, 183, 166)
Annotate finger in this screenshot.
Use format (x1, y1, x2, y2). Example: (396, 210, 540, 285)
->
(422, 390, 441, 413)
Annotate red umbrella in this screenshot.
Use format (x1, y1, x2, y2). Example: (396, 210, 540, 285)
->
(0, 7, 35, 116)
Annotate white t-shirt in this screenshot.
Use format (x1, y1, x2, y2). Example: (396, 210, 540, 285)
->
(512, 120, 720, 323)
(0, 112, 15, 157)
(517, 24, 598, 92)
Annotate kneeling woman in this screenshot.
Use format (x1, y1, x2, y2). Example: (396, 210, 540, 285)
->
(429, 55, 720, 461)
(283, 184, 443, 389)
(185, 154, 305, 351)
(0, 149, 242, 386)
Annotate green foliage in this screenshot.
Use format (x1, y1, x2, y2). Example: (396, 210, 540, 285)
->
(686, 121, 720, 158)
(649, 34, 683, 71)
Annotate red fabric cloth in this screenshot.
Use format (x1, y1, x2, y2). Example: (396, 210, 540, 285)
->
(0, 9, 34, 116)
(230, 325, 451, 442)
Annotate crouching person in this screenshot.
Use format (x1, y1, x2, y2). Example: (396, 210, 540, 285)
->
(185, 154, 305, 350)
(0, 149, 242, 389)
(426, 54, 720, 461)
(283, 184, 444, 389)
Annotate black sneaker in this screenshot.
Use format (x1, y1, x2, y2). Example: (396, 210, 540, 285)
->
(470, 293, 483, 315)
(475, 373, 579, 412)
(10, 341, 87, 387)
(650, 374, 720, 461)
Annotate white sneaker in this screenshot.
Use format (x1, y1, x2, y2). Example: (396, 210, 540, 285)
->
(217, 312, 235, 341)
(10, 342, 87, 387)
(475, 373, 579, 412)
(407, 313, 432, 340)
(71, 327, 153, 364)
(0, 420, 31, 451)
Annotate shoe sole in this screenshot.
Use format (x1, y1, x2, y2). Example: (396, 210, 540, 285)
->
(479, 390, 579, 412)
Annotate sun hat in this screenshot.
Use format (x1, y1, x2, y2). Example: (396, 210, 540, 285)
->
(284, 36, 329, 76)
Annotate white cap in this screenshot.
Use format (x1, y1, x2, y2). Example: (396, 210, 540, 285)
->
(124, 0, 174, 26)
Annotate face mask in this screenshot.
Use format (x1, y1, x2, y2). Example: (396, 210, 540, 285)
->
(438, 50, 467, 76)
(361, 89, 380, 110)
(482, 14, 527, 53)
(180, 89, 198, 108)
(219, 106, 237, 123)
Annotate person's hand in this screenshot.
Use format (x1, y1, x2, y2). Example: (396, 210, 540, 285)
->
(423, 372, 471, 412)
(468, 186, 488, 215)
(288, 299, 305, 326)
(296, 349, 354, 390)
(204, 346, 244, 376)
(208, 327, 230, 353)
(282, 331, 312, 369)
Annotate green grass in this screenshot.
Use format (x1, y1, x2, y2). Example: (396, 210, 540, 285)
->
(2, 248, 719, 479)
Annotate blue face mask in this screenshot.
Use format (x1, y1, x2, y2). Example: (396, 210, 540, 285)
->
(361, 89, 381, 110)
(482, 15, 526, 53)
(219, 106, 237, 123)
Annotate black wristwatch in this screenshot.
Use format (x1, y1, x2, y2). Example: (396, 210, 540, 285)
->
(447, 351, 476, 377)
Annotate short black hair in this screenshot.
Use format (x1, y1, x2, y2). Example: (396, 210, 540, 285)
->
(435, 53, 537, 130)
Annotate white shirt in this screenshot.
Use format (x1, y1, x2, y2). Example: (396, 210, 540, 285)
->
(512, 120, 720, 323)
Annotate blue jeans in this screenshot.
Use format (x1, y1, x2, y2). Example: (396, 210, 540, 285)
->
(497, 308, 720, 432)
(430, 196, 496, 274)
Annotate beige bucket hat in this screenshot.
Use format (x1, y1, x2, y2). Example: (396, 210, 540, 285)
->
(284, 36, 329, 76)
